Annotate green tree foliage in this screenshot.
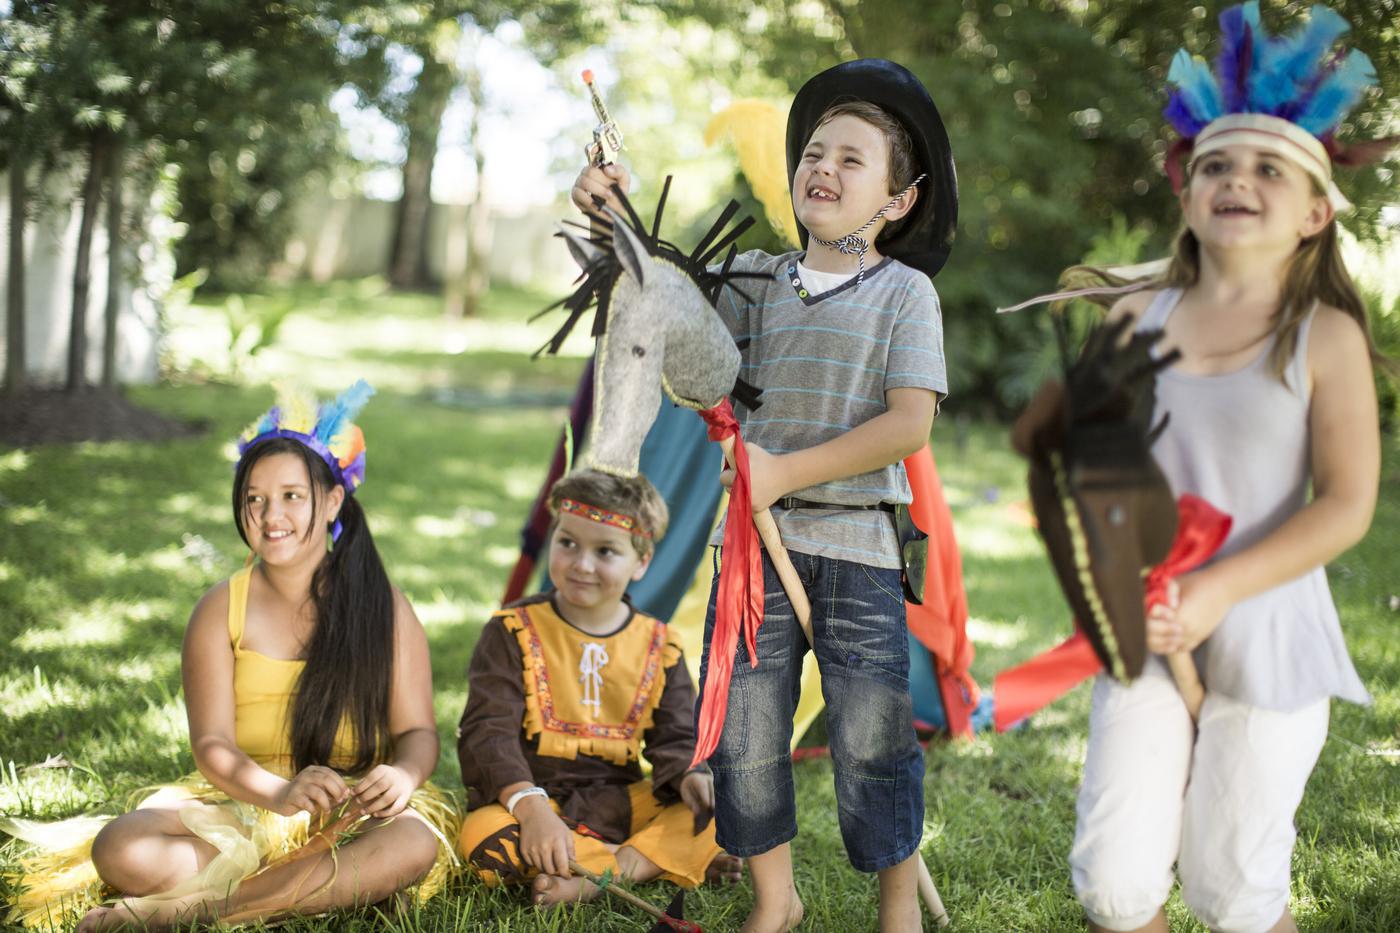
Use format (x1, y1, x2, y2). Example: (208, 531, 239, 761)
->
(0, 1, 396, 377)
(350, 2, 600, 291)
(167, 2, 392, 290)
(2, 4, 136, 390)
(670, 0, 1398, 412)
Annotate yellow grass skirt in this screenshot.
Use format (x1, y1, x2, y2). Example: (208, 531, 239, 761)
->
(0, 775, 461, 929)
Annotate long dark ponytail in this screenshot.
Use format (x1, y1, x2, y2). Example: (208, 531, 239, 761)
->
(233, 438, 395, 775)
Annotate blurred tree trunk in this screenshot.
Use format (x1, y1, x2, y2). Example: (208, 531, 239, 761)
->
(67, 131, 112, 392)
(388, 50, 453, 290)
(5, 156, 26, 395)
(101, 135, 125, 389)
(446, 57, 491, 317)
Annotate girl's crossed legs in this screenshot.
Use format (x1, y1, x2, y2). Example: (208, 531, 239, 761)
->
(78, 788, 439, 930)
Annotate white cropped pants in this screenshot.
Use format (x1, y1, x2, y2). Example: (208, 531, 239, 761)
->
(1070, 661, 1329, 933)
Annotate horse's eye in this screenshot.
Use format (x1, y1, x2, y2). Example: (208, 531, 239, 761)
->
(632, 345, 646, 358)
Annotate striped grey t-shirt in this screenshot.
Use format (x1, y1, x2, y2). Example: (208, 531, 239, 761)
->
(708, 249, 947, 569)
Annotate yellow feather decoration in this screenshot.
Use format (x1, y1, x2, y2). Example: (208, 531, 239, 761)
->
(274, 382, 319, 435)
(705, 99, 801, 249)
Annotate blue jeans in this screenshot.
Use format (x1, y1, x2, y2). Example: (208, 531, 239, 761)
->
(697, 549, 924, 872)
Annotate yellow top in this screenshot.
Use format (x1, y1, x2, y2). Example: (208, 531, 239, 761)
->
(501, 599, 680, 766)
(228, 565, 356, 777)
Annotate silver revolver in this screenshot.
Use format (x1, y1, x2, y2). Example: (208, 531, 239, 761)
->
(582, 69, 625, 167)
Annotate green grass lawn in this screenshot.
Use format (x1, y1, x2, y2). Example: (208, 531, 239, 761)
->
(2, 280, 1398, 931)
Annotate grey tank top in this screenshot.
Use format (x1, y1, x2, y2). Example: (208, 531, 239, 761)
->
(1139, 288, 1369, 710)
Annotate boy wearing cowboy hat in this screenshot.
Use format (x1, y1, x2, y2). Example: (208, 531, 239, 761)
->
(573, 59, 957, 932)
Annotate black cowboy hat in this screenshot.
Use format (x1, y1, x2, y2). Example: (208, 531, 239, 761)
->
(787, 58, 958, 279)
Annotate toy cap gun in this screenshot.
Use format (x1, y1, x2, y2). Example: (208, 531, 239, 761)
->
(582, 69, 625, 167)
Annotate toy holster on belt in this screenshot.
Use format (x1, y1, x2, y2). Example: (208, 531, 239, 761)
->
(895, 503, 929, 605)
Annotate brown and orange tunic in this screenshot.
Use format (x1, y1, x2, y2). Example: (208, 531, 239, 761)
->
(456, 593, 704, 843)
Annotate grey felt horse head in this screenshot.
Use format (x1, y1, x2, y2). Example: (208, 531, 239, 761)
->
(539, 180, 765, 476)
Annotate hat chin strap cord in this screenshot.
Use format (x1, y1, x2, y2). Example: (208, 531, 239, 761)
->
(809, 173, 925, 285)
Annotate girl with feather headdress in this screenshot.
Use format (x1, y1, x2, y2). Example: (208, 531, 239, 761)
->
(0, 382, 460, 930)
(1063, 5, 1392, 932)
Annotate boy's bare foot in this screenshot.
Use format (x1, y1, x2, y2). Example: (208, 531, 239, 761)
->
(531, 872, 601, 908)
(706, 852, 745, 885)
(739, 889, 804, 932)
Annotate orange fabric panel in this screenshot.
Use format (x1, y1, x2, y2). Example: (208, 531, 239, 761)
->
(902, 445, 971, 675)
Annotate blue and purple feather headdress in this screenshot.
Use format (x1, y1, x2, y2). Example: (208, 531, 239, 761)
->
(237, 380, 375, 496)
(1163, 2, 1391, 208)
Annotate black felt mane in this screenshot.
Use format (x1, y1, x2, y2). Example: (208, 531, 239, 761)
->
(535, 177, 767, 410)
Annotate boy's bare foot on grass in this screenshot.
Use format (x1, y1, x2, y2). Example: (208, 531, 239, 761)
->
(531, 872, 600, 908)
(739, 888, 804, 932)
(707, 851, 744, 885)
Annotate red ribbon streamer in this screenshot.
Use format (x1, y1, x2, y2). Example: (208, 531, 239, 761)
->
(691, 398, 764, 767)
(992, 494, 1231, 732)
(1143, 494, 1232, 613)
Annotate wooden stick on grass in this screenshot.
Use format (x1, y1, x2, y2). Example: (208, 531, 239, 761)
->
(567, 860, 702, 932)
(915, 857, 950, 928)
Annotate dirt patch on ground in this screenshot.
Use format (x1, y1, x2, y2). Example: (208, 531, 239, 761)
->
(0, 388, 206, 447)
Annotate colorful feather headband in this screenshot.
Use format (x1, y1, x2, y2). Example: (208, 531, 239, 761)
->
(237, 380, 374, 496)
(1164, 2, 1389, 211)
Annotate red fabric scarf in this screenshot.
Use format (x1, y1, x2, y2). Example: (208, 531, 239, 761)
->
(992, 494, 1231, 731)
(691, 399, 764, 766)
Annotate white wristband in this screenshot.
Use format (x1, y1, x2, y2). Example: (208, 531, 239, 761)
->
(505, 786, 548, 816)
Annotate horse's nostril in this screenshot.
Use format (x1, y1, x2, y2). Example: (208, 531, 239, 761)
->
(632, 345, 646, 358)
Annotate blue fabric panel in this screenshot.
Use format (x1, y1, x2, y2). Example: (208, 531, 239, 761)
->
(626, 400, 724, 621)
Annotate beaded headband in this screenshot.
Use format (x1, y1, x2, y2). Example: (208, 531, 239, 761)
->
(556, 497, 653, 538)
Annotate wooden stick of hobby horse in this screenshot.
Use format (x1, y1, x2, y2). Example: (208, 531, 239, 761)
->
(718, 435, 814, 646)
(916, 857, 951, 927)
(718, 437, 950, 923)
(1168, 651, 1204, 721)
(567, 860, 699, 931)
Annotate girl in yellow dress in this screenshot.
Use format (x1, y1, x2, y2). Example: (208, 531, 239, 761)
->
(2, 382, 457, 930)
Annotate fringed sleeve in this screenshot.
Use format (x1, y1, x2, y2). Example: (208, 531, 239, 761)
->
(641, 635, 706, 801)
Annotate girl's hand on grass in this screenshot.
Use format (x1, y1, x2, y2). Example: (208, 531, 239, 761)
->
(516, 796, 574, 877)
(277, 765, 349, 817)
(351, 763, 416, 818)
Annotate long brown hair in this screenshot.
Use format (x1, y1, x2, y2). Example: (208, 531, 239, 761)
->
(233, 438, 395, 775)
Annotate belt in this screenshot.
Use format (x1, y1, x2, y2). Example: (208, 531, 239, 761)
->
(774, 496, 895, 513)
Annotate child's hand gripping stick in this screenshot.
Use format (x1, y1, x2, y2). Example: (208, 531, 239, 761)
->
(1144, 496, 1231, 723)
(716, 434, 814, 646)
